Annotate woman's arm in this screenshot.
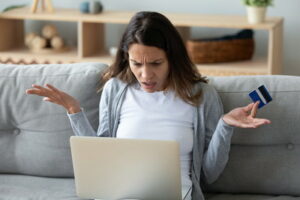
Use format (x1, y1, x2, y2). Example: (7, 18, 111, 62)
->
(68, 85, 111, 137)
(26, 84, 81, 114)
(201, 84, 270, 184)
(26, 83, 109, 137)
(201, 85, 234, 184)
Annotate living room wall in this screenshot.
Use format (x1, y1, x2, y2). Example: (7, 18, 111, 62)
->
(0, 0, 299, 75)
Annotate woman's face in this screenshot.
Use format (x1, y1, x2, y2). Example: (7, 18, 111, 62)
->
(128, 43, 169, 93)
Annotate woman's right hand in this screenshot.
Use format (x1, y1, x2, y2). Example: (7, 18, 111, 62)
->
(26, 84, 81, 114)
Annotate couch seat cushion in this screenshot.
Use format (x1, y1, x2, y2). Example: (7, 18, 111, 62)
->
(0, 62, 107, 177)
(0, 174, 89, 200)
(205, 193, 300, 200)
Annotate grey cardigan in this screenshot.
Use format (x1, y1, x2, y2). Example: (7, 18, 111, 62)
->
(68, 78, 234, 200)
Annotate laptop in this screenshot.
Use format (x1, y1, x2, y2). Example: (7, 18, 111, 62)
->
(70, 136, 183, 200)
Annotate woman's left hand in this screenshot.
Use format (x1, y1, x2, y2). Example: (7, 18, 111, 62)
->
(222, 101, 271, 128)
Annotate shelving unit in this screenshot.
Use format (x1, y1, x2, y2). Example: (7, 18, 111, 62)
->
(0, 7, 283, 75)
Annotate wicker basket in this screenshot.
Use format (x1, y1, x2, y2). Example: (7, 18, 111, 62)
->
(186, 38, 254, 64)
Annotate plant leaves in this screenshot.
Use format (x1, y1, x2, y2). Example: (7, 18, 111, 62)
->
(2, 4, 27, 13)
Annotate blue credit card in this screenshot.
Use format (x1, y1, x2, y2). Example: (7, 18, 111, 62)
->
(249, 85, 272, 109)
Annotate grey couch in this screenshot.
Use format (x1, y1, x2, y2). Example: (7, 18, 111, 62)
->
(205, 76, 300, 200)
(0, 62, 299, 200)
(0, 63, 106, 199)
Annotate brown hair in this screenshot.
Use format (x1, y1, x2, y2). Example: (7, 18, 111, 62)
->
(101, 11, 207, 106)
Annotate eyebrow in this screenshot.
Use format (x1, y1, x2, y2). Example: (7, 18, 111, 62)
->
(129, 58, 164, 63)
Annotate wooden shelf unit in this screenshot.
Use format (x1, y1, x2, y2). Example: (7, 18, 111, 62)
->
(0, 7, 283, 76)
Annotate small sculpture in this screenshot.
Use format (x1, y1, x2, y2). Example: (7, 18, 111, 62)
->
(51, 36, 64, 50)
(42, 24, 57, 39)
(31, 0, 54, 13)
(89, 0, 103, 14)
(79, 2, 89, 14)
(31, 36, 47, 50)
(25, 32, 38, 48)
(79, 1, 103, 14)
(25, 24, 65, 52)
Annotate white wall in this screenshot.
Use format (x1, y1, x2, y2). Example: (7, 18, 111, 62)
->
(1, 0, 299, 75)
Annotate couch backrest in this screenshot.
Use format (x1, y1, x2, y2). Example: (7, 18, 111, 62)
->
(205, 75, 300, 196)
(0, 63, 107, 178)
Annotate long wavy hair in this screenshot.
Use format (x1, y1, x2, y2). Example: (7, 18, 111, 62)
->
(101, 11, 207, 106)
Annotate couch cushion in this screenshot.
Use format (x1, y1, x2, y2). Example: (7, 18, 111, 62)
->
(204, 75, 300, 196)
(209, 75, 300, 145)
(205, 193, 300, 200)
(0, 63, 107, 177)
(0, 174, 89, 200)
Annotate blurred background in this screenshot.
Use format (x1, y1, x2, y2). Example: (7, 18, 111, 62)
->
(0, 0, 299, 75)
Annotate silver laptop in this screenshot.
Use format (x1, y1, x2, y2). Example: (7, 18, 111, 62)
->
(70, 136, 182, 200)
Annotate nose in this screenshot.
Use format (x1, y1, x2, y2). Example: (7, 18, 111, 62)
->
(141, 65, 153, 80)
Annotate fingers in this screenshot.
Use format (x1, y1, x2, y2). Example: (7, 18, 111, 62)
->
(243, 102, 254, 112)
(253, 118, 271, 125)
(26, 84, 73, 110)
(43, 97, 56, 103)
(239, 118, 271, 128)
(26, 84, 58, 100)
(26, 84, 47, 96)
(45, 84, 60, 93)
(250, 101, 259, 117)
(44, 84, 63, 100)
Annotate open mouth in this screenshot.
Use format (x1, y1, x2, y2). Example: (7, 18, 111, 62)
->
(141, 82, 156, 89)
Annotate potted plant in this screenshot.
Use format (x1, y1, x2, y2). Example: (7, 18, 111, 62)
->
(242, 0, 274, 24)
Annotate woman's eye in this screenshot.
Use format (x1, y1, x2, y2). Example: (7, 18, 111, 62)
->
(133, 63, 142, 67)
(152, 62, 161, 66)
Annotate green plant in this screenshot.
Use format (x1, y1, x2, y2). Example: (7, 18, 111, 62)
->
(2, 4, 26, 12)
(242, 0, 274, 7)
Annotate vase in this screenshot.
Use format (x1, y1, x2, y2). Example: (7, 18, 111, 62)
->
(246, 6, 267, 24)
(79, 1, 89, 13)
(89, 0, 103, 14)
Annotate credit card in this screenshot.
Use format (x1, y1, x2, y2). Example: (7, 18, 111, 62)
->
(249, 85, 272, 109)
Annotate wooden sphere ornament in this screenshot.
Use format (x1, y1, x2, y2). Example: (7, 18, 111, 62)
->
(31, 36, 47, 50)
(42, 24, 57, 39)
(25, 32, 38, 48)
(51, 36, 64, 49)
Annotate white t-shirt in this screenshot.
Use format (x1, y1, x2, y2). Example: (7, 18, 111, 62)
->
(116, 84, 194, 199)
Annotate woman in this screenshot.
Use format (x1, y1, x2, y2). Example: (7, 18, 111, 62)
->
(26, 11, 270, 200)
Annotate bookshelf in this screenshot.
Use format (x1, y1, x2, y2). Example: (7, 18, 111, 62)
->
(0, 7, 283, 75)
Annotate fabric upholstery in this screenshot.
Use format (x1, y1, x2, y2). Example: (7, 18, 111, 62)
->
(205, 193, 300, 200)
(0, 63, 106, 177)
(0, 174, 89, 200)
(204, 75, 300, 196)
(1, 64, 300, 199)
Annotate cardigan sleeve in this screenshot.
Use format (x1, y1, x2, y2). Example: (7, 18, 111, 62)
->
(67, 109, 97, 136)
(67, 80, 111, 137)
(200, 84, 235, 184)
